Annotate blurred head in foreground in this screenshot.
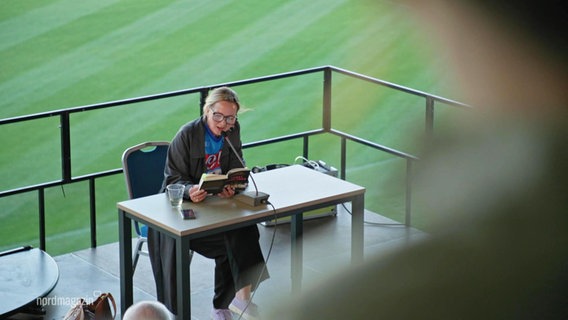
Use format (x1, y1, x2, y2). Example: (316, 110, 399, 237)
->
(123, 301, 173, 320)
(269, 1, 568, 319)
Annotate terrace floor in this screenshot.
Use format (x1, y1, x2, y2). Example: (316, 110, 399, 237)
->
(7, 205, 427, 320)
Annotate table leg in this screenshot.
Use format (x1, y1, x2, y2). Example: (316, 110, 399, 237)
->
(119, 209, 133, 316)
(291, 212, 303, 294)
(175, 236, 191, 320)
(351, 194, 365, 264)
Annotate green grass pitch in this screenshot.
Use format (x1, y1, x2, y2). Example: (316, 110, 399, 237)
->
(0, 0, 456, 255)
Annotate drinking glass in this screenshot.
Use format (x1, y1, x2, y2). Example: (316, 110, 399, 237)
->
(166, 184, 184, 208)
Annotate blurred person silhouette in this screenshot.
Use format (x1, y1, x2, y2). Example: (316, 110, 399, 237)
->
(269, 1, 568, 319)
(123, 301, 173, 320)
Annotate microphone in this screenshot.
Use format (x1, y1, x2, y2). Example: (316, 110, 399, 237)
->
(223, 130, 270, 206)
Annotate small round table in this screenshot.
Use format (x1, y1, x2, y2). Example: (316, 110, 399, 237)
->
(0, 247, 59, 317)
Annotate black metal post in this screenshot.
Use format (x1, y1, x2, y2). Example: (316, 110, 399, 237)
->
(405, 159, 412, 227)
(38, 188, 46, 251)
(89, 178, 97, 248)
(199, 88, 209, 116)
(60, 112, 72, 182)
(323, 67, 332, 132)
(425, 96, 434, 141)
(340, 137, 346, 180)
(303, 136, 309, 160)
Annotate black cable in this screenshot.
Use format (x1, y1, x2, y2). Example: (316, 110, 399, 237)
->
(235, 200, 278, 320)
(340, 203, 405, 227)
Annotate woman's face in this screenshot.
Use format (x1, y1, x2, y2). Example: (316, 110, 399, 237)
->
(206, 100, 238, 137)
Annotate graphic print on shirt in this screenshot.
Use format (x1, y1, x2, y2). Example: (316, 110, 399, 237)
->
(205, 150, 222, 174)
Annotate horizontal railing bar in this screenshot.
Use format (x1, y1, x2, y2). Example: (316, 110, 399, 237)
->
(0, 129, 323, 197)
(0, 129, 324, 197)
(1, 65, 469, 127)
(0, 168, 122, 197)
(0, 127, 413, 197)
(329, 129, 418, 161)
(242, 129, 325, 149)
(0, 66, 329, 126)
(0, 87, 207, 125)
(208, 66, 327, 89)
(73, 168, 124, 181)
(329, 66, 470, 109)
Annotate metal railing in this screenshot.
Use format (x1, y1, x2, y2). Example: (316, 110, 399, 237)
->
(0, 65, 469, 251)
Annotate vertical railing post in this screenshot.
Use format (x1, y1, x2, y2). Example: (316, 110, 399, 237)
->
(425, 96, 434, 141)
(38, 188, 46, 251)
(60, 112, 72, 182)
(89, 178, 97, 248)
(199, 88, 209, 116)
(340, 137, 346, 180)
(303, 136, 309, 160)
(322, 68, 332, 132)
(405, 158, 412, 227)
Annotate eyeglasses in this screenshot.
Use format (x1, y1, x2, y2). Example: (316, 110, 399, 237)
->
(211, 111, 237, 124)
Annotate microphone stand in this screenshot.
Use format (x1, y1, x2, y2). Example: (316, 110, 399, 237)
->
(223, 132, 270, 206)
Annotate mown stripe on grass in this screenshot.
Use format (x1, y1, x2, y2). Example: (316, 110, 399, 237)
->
(131, 0, 348, 97)
(0, 0, 226, 118)
(0, 0, 119, 52)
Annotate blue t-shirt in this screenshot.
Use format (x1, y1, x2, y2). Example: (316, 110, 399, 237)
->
(204, 125, 224, 174)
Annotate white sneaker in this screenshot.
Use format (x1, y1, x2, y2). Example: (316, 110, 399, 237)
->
(229, 298, 260, 320)
(211, 308, 233, 320)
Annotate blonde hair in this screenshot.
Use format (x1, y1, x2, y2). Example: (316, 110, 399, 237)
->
(202, 86, 240, 114)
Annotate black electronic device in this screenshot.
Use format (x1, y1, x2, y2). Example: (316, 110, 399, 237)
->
(180, 208, 196, 220)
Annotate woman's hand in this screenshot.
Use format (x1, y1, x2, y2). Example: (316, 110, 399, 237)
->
(218, 185, 235, 198)
(189, 185, 207, 203)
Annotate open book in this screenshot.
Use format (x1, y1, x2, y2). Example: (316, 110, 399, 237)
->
(198, 167, 250, 194)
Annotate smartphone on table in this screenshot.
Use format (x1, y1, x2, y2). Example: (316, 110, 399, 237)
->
(180, 208, 196, 219)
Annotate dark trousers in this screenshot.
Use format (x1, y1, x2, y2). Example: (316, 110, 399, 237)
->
(148, 225, 269, 315)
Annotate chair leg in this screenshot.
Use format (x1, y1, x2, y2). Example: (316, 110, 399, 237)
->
(132, 240, 191, 271)
(132, 238, 145, 271)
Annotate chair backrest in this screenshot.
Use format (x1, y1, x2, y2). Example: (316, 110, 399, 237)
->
(122, 141, 170, 199)
(122, 141, 169, 237)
